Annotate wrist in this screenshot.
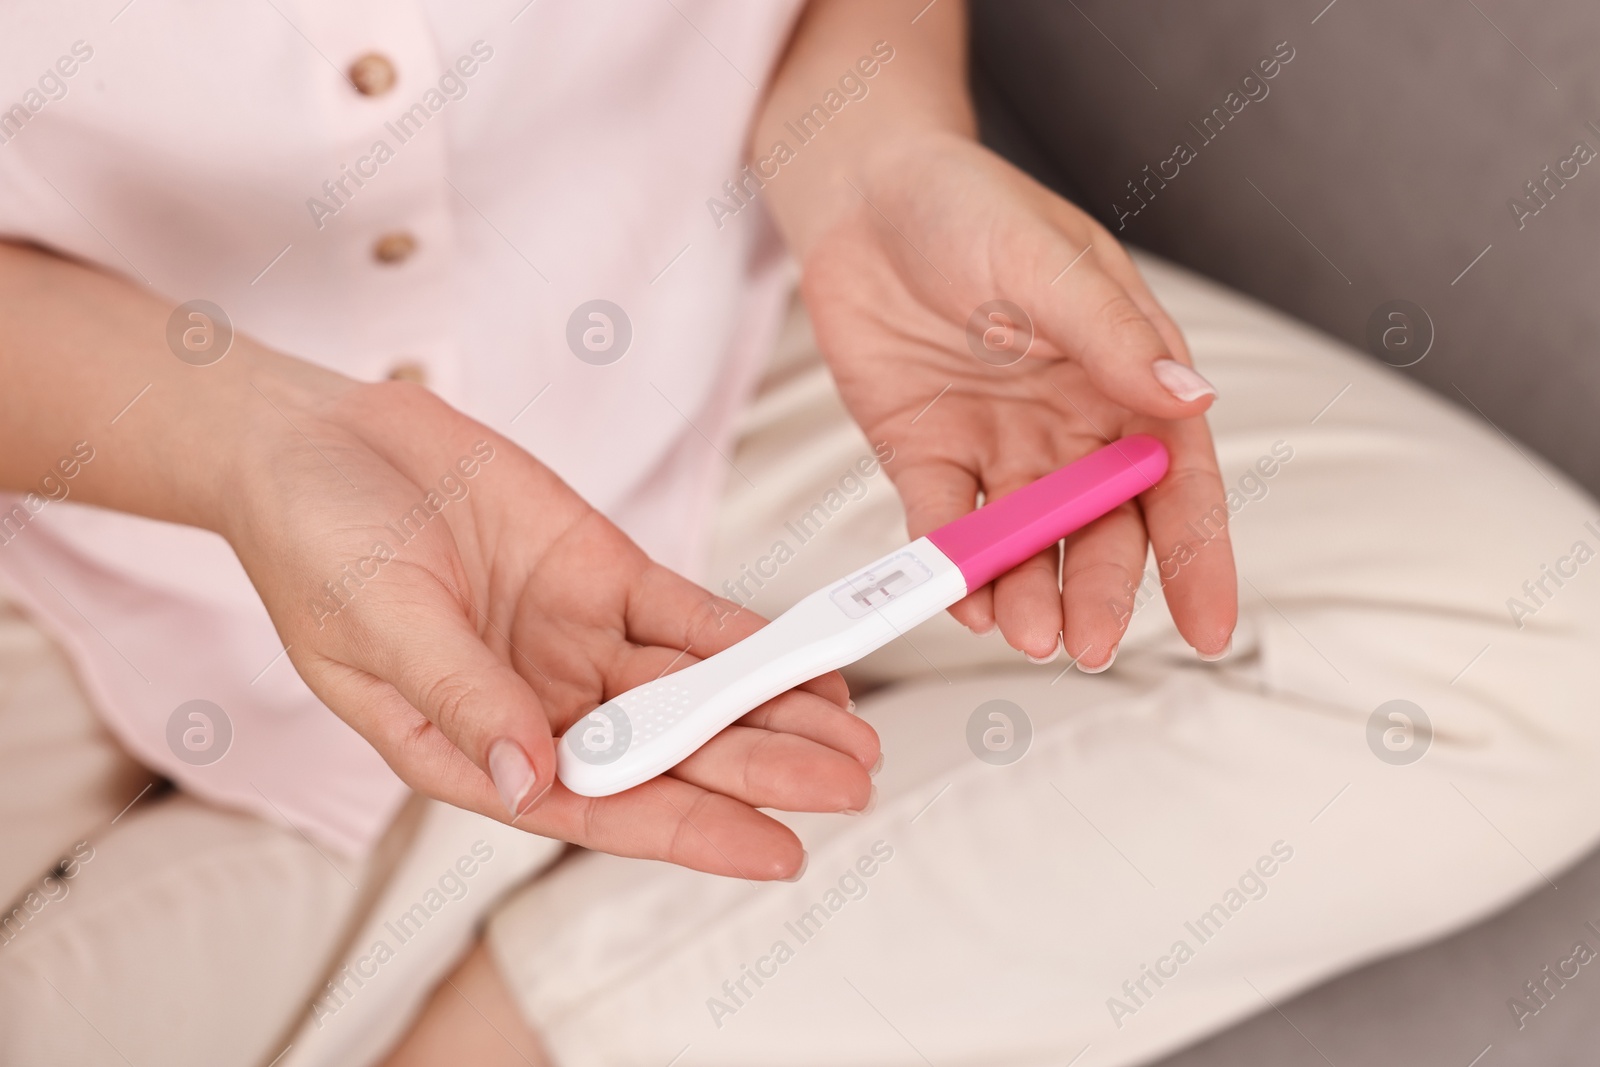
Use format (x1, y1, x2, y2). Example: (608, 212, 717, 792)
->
(204, 345, 355, 543)
(781, 124, 976, 264)
(752, 0, 975, 261)
(773, 124, 976, 262)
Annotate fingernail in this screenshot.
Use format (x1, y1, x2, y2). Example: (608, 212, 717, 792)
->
(847, 699, 858, 716)
(1079, 645, 1119, 674)
(1152, 359, 1217, 403)
(869, 752, 884, 777)
(973, 621, 998, 637)
(842, 785, 878, 817)
(1025, 635, 1063, 665)
(488, 739, 539, 819)
(1197, 637, 1233, 663)
(781, 852, 810, 882)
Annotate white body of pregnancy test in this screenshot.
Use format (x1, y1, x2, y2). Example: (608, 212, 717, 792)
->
(556, 435, 1169, 797)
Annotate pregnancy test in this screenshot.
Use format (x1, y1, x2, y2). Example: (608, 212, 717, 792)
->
(557, 434, 1169, 797)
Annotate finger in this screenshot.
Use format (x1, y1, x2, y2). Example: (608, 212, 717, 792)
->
(622, 565, 851, 709)
(576, 641, 871, 814)
(602, 643, 870, 765)
(311, 662, 500, 809)
(992, 545, 1064, 660)
(1136, 419, 1238, 656)
(1038, 204, 1194, 371)
(621, 557, 763, 649)
(1061, 501, 1149, 670)
(982, 461, 1067, 659)
(331, 682, 810, 879)
(890, 458, 997, 633)
(339, 569, 558, 821)
(893, 456, 978, 541)
(795, 670, 851, 711)
(1087, 225, 1194, 367)
(538, 776, 807, 879)
(949, 586, 998, 636)
(1024, 238, 1214, 420)
(671, 725, 872, 813)
(737, 689, 880, 769)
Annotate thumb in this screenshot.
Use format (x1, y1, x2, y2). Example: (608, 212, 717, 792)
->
(1024, 238, 1216, 419)
(351, 579, 557, 821)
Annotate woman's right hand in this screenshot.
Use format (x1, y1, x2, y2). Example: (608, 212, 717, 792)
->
(1, 241, 868, 879)
(221, 362, 878, 880)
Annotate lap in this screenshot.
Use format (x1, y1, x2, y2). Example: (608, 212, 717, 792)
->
(484, 254, 1600, 1066)
(0, 582, 560, 1067)
(0, 584, 386, 1066)
(0, 793, 372, 1067)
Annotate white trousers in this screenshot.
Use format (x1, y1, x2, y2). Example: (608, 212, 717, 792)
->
(0, 589, 560, 1067)
(483, 253, 1600, 1066)
(3, 253, 1599, 1067)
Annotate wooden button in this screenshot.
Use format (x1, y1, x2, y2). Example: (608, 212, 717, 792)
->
(372, 232, 417, 264)
(348, 53, 396, 96)
(387, 361, 429, 386)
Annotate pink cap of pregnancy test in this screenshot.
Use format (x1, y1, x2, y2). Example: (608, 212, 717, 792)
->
(926, 435, 1169, 592)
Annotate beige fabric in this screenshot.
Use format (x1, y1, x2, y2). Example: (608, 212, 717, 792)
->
(272, 806, 565, 1067)
(485, 252, 1600, 1066)
(0, 594, 157, 910)
(0, 583, 562, 1067)
(0, 587, 366, 1066)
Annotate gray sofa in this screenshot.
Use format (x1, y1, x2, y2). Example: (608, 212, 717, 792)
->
(973, 0, 1600, 496)
(969, 1, 1600, 1062)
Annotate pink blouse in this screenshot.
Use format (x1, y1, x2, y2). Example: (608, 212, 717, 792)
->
(0, 0, 805, 855)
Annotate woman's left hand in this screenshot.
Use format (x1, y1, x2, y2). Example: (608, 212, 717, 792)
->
(800, 131, 1237, 667)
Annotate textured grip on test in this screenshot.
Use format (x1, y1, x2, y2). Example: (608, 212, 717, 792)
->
(925, 435, 1169, 592)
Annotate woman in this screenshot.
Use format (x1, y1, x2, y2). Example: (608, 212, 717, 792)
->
(2, 2, 1597, 1065)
